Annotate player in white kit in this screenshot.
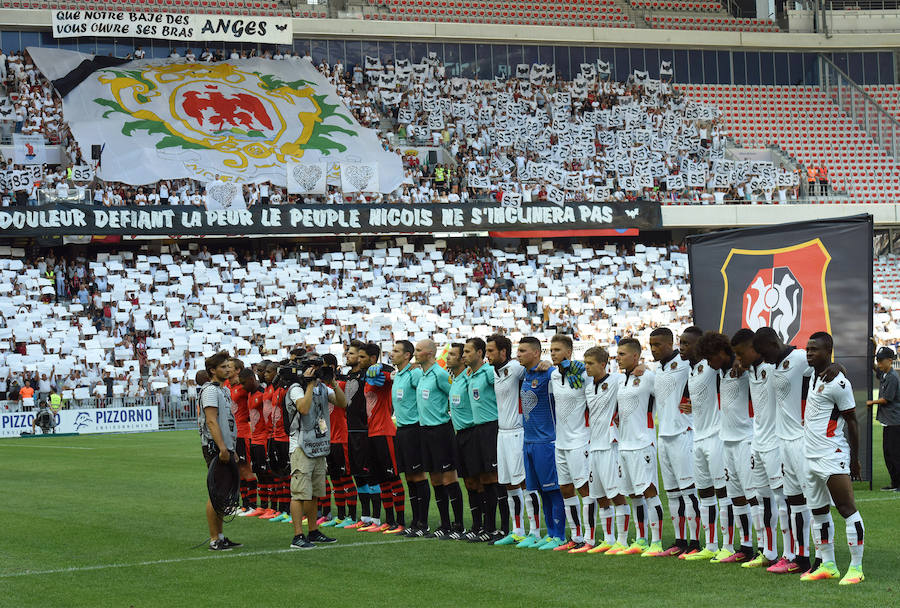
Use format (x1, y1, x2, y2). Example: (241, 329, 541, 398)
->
(649, 327, 700, 557)
(799, 332, 865, 585)
(731, 328, 788, 570)
(614, 338, 664, 556)
(699, 331, 755, 563)
(548, 334, 593, 553)
(582, 346, 631, 555)
(486, 334, 542, 546)
(680, 326, 729, 562)
(752, 328, 814, 575)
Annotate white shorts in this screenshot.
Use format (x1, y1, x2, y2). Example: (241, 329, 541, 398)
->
(805, 449, 851, 509)
(556, 444, 590, 488)
(658, 430, 694, 490)
(781, 440, 809, 497)
(693, 435, 726, 490)
(619, 444, 657, 496)
(723, 438, 753, 499)
(750, 446, 784, 492)
(497, 428, 525, 485)
(588, 445, 622, 500)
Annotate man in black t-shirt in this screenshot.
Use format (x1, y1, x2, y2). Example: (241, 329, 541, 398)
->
(867, 346, 900, 491)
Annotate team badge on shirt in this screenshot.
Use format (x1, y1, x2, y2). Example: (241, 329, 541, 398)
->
(472, 388, 480, 400)
(761, 370, 767, 379)
(817, 384, 824, 393)
(783, 360, 790, 369)
(503, 368, 508, 377)
(671, 361, 678, 369)
(697, 364, 704, 373)
(532, 379, 538, 388)
(633, 378, 640, 386)
(601, 382, 608, 391)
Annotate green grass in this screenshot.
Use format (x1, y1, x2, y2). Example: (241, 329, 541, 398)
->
(0, 428, 897, 608)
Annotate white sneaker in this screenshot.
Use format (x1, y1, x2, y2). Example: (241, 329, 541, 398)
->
(236, 508, 252, 517)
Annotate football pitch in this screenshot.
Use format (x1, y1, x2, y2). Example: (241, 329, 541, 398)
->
(1, 429, 896, 608)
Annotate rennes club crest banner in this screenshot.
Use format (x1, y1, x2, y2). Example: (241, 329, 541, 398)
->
(687, 215, 874, 480)
(26, 47, 404, 192)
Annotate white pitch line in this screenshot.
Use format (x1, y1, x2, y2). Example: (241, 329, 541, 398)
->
(856, 494, 900, 503)
(0, 444, 94, 450)
(0, 537, 424, 579)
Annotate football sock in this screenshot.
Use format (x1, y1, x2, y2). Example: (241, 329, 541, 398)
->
(404, 479, 418, 526)
(526, 490, 541, 537)
(391, 480, 406, 527)
(541, 489, 565, 539)
(581, 497, 596, 545)
(719, 496, 734, 552)
(467, 488, 483, 532)
(564, 496, 582, 542)
(599, 505, 615, 545)
(760, 492, 778, 560)
(359, 484, 372, 521)
(844, 511, 864, 567)
(380, 485, 395, 526)
(615, 503, 631, 546)
(447, 482, 464, 527)
(632, 496, 647, 542)
(280, 477, 291, 513)
(687, 490, 701, 543)
(346, 479, 358, 521)
(774, 490, 794, 560)
(484, 483, 500, 533)
(750, 500, 764, 551)
(416, 480, 431, 529)
(320, 478, 332, 517)
(647, 494, 664, 544)
(246, 479, 258, 509)
(240, 481, 249, 509)
(509, 487, 525, 536)
(667, 489, 684, 543)
(699, 495, 718, 552)
(811, 511, 835, 564)
(734, 503, 752, 549)
(434, 484, 451, 529)
(496, 485, 510, 534)
(797, 503, 811, 559)
(370, 485, 382, 522)
(335, 478, 348, 520)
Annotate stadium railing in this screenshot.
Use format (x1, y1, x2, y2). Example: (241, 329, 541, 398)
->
(2, 395, 198, 429)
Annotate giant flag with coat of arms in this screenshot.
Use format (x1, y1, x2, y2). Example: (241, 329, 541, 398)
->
(27, 47, 404, 192)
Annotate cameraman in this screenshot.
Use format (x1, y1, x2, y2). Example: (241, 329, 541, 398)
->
(199, 351, 241, 552)
(289, 357, 347, 549)
(31, 400, 56, 434)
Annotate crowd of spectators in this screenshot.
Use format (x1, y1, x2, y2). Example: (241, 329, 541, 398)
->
(0, 48, 804, 208)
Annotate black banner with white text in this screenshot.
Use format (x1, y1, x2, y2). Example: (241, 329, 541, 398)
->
(0, 202, 662, 236)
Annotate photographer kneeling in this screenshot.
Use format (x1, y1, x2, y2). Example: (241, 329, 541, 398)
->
(285, 356, 347, 549)
(30, 400, 56, 435)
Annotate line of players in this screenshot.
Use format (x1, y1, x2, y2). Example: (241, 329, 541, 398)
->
(222, 326, 865, 584)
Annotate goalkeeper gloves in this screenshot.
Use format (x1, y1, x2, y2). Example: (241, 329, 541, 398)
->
(365, 364, 386, 387)
(561, 359, 585, 389)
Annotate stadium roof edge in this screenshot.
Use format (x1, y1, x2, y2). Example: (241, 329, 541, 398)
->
(6, 10, 900, 51)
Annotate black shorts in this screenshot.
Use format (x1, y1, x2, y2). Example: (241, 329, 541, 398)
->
(396, 423, 424, 475)
(202, 443, 216, 467)
(235, 437, 250, 465)
(268, 438, 290, 476)
(455, 426, 480, 479)
(250, 443, 269, 476)
(473, 420, 499, 475)
(420, 422, 457, 474)
(348, 431, 374, 478)
(369, 435, 400, 483)
(327, 442, 350, 478)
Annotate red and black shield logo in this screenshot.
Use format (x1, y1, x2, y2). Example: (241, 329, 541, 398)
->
(719, 239, 831, 348)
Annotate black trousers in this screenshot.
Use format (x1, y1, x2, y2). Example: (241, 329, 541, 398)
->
(885, 425, 900, 488)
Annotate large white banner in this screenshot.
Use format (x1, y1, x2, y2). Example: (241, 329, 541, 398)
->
(0, 405, 159, 438)
(51, 11, 293, 45)
(28, 48, 405, 192)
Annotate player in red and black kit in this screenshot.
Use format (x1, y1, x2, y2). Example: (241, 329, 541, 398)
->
(358, 342, 407, 534)
(231, 367, 260, 516)
(249, 362, 275, 519)
(321, 353, 358, 528)
(268, 361, 293, 523)
(260, 362, 291, 522)
(343, 340, 382, 530)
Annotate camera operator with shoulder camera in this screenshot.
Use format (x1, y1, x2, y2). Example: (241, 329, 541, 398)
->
(30, 400, 56, 434)
(199, 351, 241, 552)
(285, 355, 347, 548)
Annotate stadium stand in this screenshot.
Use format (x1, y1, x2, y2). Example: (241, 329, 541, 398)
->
(0, 241, 692, 412)
(678, 83, 900, 203)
